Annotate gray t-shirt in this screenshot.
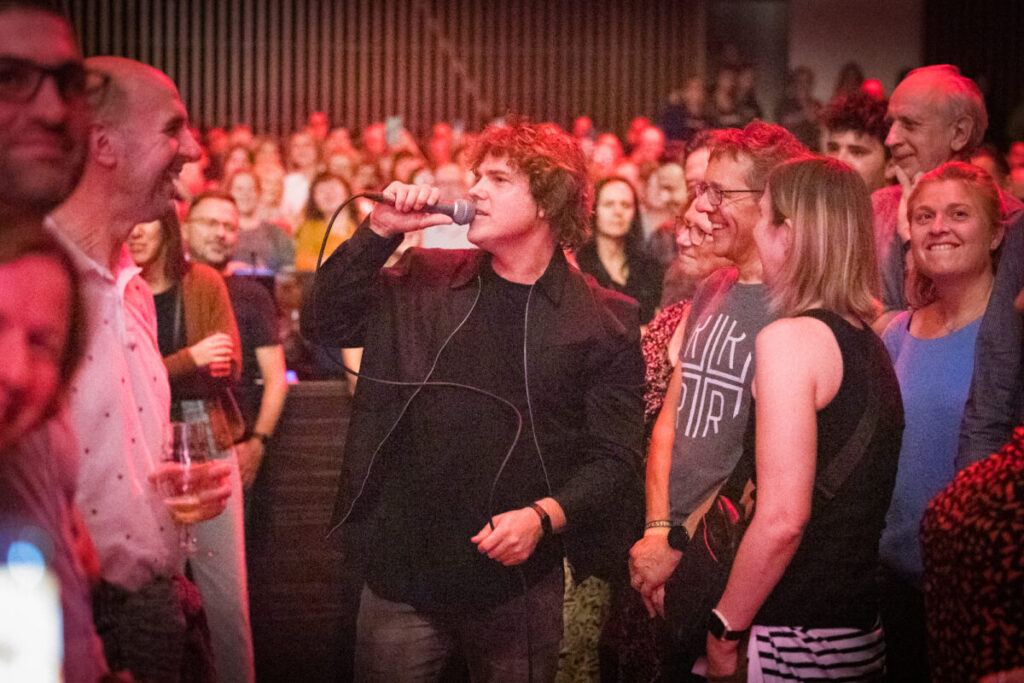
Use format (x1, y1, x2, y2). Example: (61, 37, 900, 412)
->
(235, 220, 295, 273)
(668, 268, 774, 522)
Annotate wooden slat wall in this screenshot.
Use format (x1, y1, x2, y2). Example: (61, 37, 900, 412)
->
(62, 0, 706, 139)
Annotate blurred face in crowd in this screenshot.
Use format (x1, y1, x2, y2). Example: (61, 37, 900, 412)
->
(184, 197, 239, 268)
(312, 177, 348, 217)
(126, 219, 163, 270)
(227, 124, 252, 149)
(222, 146, 251, 179)
(228, 171, 260, 216)
(363, 123, 387, 157)
(825, 129, 888, 192)
(633, 126, 665, 163)
(682, 77, 706, 112)
(326, 152, 354, 181)
(573, 117, 593, 139)
(0, 8, 91, 217)
(256, 164, 284, 207)
(675, 199, 734, 280)
(695, 153, 763, 273)
(684, 146, 711, 201)
(308, 111, 328, 140)
(1008, 142, 1024, 170)
(595, 180, 636, 240)
(253, 138, 280, 167)
(288, 131, 317, 170)
(908, 179, 1002, 285)
(970, 152, 1006, 188)
(613, 161, 643, 201)
(655, 163, 688, 216)
(205, 127, 227, 155)
(0, 254, 72, 451)
(886, 75, 964, 178)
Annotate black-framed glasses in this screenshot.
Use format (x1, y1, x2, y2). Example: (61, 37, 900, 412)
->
(0, 56, 108, 104)
(694, 181, 762, 208)
(188, 217, 237, 233)
(673, 214, 715, 246)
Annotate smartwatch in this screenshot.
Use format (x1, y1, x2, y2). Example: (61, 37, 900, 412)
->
(707, 608, 748, 641)
(667, 525, 690, 551)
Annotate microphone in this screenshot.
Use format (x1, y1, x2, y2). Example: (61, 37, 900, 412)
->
(363, 192, 476, 225)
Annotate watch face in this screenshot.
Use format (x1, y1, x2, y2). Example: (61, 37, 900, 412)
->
(708, 611, 727, 639)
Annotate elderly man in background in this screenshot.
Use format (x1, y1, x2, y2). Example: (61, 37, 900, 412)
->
(868, 64, 1024, 469)
(873, 65, 1013, 312)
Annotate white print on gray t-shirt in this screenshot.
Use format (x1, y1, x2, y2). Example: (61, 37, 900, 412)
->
(677, 312, 752, 438)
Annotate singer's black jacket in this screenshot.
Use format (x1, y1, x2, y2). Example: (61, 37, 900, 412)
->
(302, 220, 644, 582)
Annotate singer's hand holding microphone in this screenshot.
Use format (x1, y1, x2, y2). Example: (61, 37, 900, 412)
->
(368, 181, 476, 238)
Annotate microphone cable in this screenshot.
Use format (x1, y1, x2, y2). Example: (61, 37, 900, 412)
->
(312, 195, 555, 681)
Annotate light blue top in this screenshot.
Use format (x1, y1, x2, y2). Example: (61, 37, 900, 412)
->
(879, 311, 982, 585)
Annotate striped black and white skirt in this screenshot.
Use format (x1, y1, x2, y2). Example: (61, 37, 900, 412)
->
(745, 622, 885, 681)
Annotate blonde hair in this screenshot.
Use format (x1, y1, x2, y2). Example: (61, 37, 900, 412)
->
(905, 161, 1003, 308)
(764, 156, 878, 320)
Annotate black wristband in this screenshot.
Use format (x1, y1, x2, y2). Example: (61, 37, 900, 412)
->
(529, 502, 553, 536)
(252, 432, 270, 446)
(667, 525, 690, 550)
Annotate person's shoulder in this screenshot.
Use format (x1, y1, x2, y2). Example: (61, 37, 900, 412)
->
(689, 266, 740, 307)
(648, 300, 690, 334)
(759, 314, 835, 351)
(393, 246, 483, 283)
(225, 273, 274, 306)
(1000, 188, 1024, 224)
(880, 310, 910, 342)
(573, 266, 640, 334)
(871, 183, 902, 211)
(186, 262, 227, 286)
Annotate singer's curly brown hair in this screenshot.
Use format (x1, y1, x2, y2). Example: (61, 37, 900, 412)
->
(468, 118, 591, 249)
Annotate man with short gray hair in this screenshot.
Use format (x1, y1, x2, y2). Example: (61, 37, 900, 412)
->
(48, 55, 230, 682)
(874, 64, 991, 311)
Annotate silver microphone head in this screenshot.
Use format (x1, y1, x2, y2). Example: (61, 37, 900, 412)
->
(450, 199, 476, 225)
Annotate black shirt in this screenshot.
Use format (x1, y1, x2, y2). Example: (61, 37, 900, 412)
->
(225, 275, 280, 429)
(366, 264, 561, 611)
(575, 241, 665, 325)
(153, 283, 185, 358)
(754, 310, 903, 629)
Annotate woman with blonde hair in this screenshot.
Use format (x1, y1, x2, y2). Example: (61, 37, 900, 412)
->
(878, 161, 1005, 680)
(706, 156, 903, 680)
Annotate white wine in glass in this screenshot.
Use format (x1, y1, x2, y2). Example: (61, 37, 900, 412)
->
(161, 421, 212, 553)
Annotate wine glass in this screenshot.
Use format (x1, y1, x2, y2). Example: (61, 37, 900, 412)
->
(160, 421, 212, 553)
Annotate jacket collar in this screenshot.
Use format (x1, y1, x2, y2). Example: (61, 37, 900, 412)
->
(449, 247, 570, 306)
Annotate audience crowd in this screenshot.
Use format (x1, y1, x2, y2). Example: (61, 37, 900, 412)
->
(2, 0, 1023, 681)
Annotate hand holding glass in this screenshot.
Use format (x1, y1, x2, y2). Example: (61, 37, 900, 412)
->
(153, 422, 231, 552)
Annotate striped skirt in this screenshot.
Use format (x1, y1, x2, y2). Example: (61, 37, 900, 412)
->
(745, 622, 885, 681)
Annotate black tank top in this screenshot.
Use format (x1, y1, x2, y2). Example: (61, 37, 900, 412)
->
(753, 309, 903, 629)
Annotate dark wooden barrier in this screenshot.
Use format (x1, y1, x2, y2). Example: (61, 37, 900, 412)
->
(245, 381, 357, 683)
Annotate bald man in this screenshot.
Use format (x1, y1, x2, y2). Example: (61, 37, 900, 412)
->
(47, 56, 232, 682)
(873, 65, 995, 312)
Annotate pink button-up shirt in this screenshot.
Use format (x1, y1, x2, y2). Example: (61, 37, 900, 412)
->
(50, 223, 182, 590)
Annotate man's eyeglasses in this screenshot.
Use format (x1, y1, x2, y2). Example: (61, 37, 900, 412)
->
(694, 181, 762, 208)
(188, 217, 237, 233)
(0, 56, 108, 104)
(673, 214, 714, 246)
